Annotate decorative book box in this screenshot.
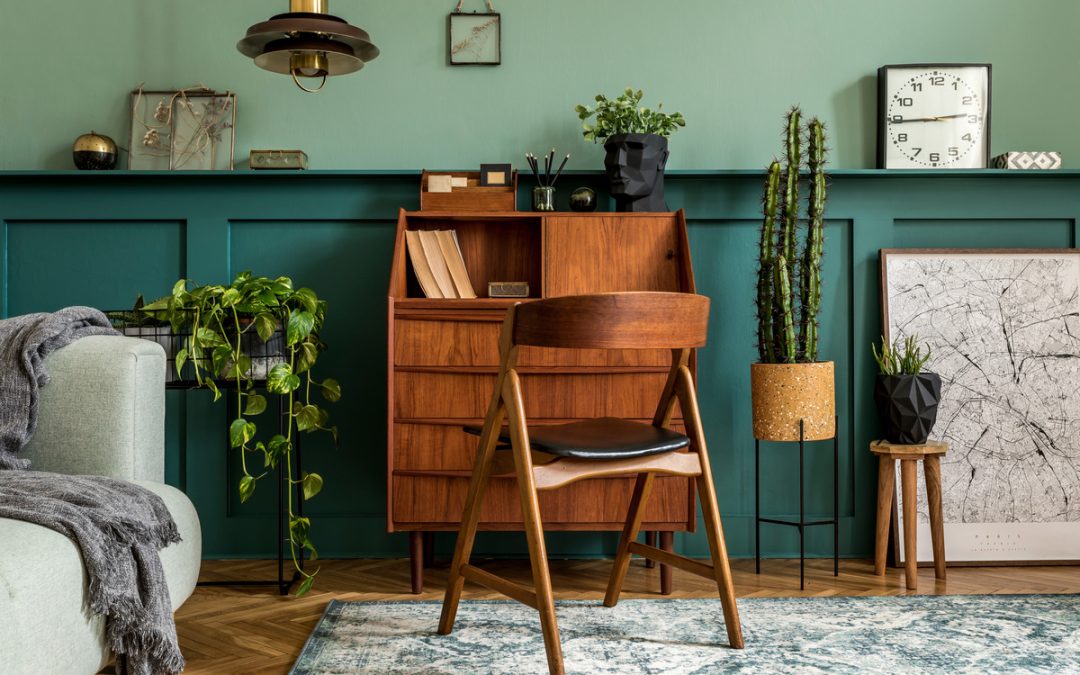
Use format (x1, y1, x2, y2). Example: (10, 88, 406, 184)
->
(387, 209, 698, 592)
(991, 151, 1061, 170)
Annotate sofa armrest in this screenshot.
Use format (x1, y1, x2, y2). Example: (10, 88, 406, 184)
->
(21, 335, 166, 482)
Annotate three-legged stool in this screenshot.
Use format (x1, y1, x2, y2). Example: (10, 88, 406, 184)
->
(870, 440, 948, 590)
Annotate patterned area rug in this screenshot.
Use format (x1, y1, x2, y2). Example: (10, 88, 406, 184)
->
(290, 595, 1080, 674)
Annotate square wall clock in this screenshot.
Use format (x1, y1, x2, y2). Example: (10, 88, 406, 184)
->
(449, 11, 501, 65)
(877, 64, 991, 169)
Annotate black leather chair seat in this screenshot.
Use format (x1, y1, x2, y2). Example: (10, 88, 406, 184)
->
(464, 417, 689, 460)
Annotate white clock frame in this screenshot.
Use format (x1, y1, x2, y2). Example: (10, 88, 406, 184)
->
(877, 64, 992, 169)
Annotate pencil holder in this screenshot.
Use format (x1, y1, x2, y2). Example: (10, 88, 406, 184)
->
(532, 186, 555, 212)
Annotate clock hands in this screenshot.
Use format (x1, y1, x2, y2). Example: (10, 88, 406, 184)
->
(891, 113, 968, 124)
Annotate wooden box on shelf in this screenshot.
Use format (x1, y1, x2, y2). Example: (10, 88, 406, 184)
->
(420, 170, 517, 212)
(387, 208, 698, 592)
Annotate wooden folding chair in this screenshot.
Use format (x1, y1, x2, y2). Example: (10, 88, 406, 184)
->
(437, 292, 744, 674)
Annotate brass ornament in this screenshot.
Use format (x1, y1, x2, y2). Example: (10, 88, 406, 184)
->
(73, 132, 117, 155)
(72, 131, 118, 170)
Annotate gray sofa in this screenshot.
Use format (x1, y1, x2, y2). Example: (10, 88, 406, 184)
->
(0, 336, 201, 674)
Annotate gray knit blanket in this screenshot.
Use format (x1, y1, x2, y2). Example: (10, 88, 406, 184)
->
(0, 472, 185, 674)
(0, 306, 118, 469)
(0, 307, 185, 674)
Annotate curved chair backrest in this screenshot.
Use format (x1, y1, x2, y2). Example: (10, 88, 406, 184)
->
(511, 292, 710, 350)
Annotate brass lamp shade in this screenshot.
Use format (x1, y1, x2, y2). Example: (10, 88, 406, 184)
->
(237, 0, 379, 92)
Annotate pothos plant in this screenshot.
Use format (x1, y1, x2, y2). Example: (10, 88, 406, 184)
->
(575, 88, 686, 143)
(142, 271, 340, 596)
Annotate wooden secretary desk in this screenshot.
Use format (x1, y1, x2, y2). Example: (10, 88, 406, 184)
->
(387, 209, 697, 593)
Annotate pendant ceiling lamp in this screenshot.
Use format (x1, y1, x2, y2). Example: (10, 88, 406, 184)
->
(237, 0, 379, 93)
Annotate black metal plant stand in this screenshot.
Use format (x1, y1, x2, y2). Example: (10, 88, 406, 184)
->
(180, 379, 304, 596)
(755, 416, 839, 590)
(110, 314, 304, 595)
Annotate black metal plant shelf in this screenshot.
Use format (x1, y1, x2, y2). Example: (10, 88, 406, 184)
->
(755, 417, 840, 591)
(105, 310, 303, 595)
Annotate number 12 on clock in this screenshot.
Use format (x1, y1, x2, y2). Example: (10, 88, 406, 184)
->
(877, 64, 992, 169)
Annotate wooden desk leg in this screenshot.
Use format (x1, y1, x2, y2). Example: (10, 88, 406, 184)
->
(900, 460, 918, 591)
(409, 531, 423, 594)
(874, 455, 895, 576)
(644, 531, 657, 569)
(659, 531, 673, 595)
(925, 455, 947, 580)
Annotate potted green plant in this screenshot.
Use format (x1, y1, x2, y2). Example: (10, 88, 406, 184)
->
(141, 271, 341, 595)
(751, 108, 835, 442)
(575, 88, 685, 212)
(872, 335, 941, 444)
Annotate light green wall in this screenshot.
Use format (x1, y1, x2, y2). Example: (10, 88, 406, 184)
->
(2, 1, 1078, 171)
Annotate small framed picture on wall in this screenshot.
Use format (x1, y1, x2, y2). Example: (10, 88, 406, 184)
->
(448, 4, 501, 65)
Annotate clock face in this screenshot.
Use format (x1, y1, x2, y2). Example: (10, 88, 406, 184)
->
(879, 65, 991, 169)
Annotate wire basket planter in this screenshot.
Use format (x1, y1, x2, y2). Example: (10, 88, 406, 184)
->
(105, 309, 286, 385)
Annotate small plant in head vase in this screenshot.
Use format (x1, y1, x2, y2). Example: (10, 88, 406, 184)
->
(575, 88, 685, 212)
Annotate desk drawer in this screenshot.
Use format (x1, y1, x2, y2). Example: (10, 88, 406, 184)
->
(394, 318, 669, 368)
(393, 474, 690, 526)
(394, 420, 686, 471)
(394, 371, 672, 420)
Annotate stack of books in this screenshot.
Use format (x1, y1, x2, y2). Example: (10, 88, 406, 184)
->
(404, 229, 477, 298)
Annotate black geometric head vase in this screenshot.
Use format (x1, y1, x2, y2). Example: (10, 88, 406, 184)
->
(603, 133, 669, 212)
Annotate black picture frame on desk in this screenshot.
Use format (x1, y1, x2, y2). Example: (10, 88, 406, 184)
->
(480, 163, 513, 186)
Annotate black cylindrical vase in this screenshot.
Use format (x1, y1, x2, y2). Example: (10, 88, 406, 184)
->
(873, 373, 942, 444)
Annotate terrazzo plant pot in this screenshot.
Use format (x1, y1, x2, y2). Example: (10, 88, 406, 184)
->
(751, 362, 836, 441)
(874, 373, 941, 444)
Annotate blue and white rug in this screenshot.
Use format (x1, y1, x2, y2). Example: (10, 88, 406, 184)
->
(291, 595, 1080, 674)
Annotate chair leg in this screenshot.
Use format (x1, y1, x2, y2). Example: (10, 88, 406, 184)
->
(438, 419, 501, 635)
(674, 365, 743, 649)
(604, 472, 655, 607)
(503, 371, 564, 675)
(517, 470, 564, 675)
(697, 471, 745, 649)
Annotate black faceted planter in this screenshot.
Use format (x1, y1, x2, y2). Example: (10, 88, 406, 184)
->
(603, 133, 669, 212)
(874, 373, 942, 444)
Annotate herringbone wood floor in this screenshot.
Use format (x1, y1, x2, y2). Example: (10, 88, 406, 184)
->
(176, 557, 1080, 674)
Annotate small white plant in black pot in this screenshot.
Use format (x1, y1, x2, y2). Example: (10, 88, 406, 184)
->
(872, 335, 941, 444)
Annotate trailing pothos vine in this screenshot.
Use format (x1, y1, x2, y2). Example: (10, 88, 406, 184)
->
(143, 272, 340, 596)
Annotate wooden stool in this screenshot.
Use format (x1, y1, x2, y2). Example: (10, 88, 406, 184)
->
(870, 440, 948, 590)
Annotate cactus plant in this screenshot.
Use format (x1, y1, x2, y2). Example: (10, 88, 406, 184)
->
(757, 162, 781, 364)
(756, 108, 829, 364)
(872, 334, 932, 375)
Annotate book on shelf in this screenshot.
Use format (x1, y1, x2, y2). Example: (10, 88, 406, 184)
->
(404, 229, 476, 299)
(404, 230, 443, 298)
(436, 230, 477, 298)
(418, 230, 457, 297)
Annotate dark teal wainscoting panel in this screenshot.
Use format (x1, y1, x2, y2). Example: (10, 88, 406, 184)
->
(2, 169, 1079, 561)
(5, 219, 186, 314)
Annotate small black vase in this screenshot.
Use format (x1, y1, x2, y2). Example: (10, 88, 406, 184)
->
(874, 373, 942, 444)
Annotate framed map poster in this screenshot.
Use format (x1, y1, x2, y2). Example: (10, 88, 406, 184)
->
(881, 249, 1080, 563)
